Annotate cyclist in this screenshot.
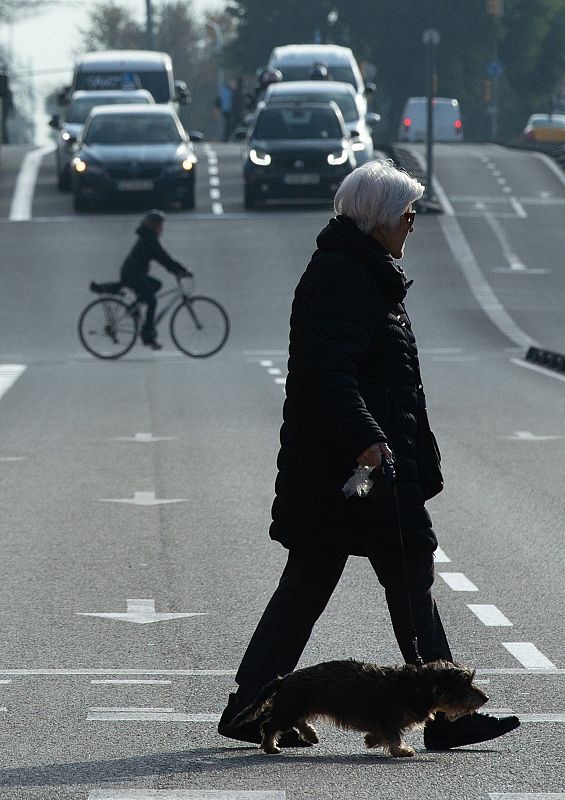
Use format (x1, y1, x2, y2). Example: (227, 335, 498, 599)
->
(120, 209, 190, 350)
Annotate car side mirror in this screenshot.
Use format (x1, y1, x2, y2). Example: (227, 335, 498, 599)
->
(188, 130, 204, 142)
(49, 115, 60, 130)
(364, 82, 376, 95)
(349, 130, 360, 139)
(231, 126, 248, 141)
(366, 112, 381, 126)
(68, 135, 77, 145)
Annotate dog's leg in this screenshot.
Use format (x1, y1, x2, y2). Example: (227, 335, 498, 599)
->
(387, 734, 415, 758)
(296, 718, 319, 745)
(259, 719, 283, 754)
(364, 729, 387, 749)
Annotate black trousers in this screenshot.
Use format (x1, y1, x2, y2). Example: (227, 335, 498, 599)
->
(125, 276, 162, 339)
(235, 532, 453, 703)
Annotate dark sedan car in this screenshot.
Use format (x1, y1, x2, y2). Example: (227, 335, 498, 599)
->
(243, 101, 356, 208)
(71, 104, 198, 211)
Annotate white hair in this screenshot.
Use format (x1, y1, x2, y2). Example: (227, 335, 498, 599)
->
(334, 160, 425, 234)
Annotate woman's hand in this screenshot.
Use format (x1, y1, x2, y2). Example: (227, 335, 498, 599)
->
(356, 442, 394, 468)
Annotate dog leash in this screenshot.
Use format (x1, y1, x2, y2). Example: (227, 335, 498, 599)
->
(391, 476, 425, 669)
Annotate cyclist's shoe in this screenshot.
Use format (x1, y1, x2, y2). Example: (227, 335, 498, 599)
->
(143, 339, 163, 351)
(424, 711, 520, 750)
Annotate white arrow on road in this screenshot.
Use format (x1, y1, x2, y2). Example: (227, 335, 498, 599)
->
(77, 598, 207, 625)
(98, 491, 186, 506)
(502, 430, 563, 441)
(111, 433, 177, 443)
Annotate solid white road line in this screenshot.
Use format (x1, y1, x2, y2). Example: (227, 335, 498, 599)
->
(9, 145, 55, 221)
(87, 707, 220, 721)
(503, 642, 557, 670)
(89, 792, 286, 799)
(438, 572, 479, 591)
(91, 679, 172, 685)
(490, 794, 565, 799)
(519, 714, 565, 723)
(468, 604, 513, 626)
(485, 214, 529, 270)
(511, 357, 565, 385)
(0, 365, 26, 400)
(0, 669, 235, 676)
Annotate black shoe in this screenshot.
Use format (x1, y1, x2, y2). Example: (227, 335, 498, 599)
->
(217, 693, 312, 747)
(424, 711, 520, 750)
(142, 339, 163, 351)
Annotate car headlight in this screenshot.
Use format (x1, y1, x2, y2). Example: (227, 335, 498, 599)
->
(166, 156, 197, 173)
(61, 130, 72, 142)
(327, 149, 349, 165)
(72, 157, 104, 175)
(352, 141, 366, 152)
(249, 148, 271, 166)
(182, 157, 195, 171)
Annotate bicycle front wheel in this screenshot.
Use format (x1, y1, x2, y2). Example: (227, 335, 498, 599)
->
(78, 297, 138, 359)
(170, 296, 230, 358)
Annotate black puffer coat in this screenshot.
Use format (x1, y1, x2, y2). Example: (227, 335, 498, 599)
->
(270, 215, 441, 556)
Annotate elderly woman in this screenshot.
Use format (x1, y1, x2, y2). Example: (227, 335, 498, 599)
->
(219, 160, 519, 750)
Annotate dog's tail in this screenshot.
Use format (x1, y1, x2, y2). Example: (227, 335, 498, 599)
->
(230, 676, 284, 727)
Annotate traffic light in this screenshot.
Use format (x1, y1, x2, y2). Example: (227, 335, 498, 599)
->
(483, 79, 493, 103)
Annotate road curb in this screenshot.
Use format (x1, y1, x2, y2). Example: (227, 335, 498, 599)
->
(526, 346, 565, 373)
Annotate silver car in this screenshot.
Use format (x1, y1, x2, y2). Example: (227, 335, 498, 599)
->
(264, 81, 379, 164)
(49, 89, 154, 190)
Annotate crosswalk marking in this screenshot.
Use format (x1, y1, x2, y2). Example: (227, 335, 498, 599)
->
(0, 364, 26, 400)
(439, 572, 479, 591)
(88, 707, 220, 721)
(503, 643, 557, 670)
(468, 604, 513, 626)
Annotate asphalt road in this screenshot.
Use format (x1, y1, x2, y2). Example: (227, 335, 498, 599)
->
(0, 141, 564, 800)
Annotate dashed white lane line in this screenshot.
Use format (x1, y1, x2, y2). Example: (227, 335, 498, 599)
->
(0, 364, 26, 400)
(434, 546, 451, 563)
(503, 642, 557, 670)
(438, 572, 479, 591)
(9, 144, 55, 221)
(468, 604, 513, 626)
(203, 144, 224, 215)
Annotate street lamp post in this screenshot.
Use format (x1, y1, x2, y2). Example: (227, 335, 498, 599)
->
(146, 0, 154, 50)
(422, 27, 440, 205)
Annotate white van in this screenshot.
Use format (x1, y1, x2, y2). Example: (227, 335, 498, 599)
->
(267, 45, 372, 103)
(69, 50, 189, 106)
(398, 97, 463, 143)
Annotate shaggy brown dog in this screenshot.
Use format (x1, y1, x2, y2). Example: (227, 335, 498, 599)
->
(230, 659, 488, 756)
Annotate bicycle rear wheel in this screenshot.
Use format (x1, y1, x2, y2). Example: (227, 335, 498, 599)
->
(169, 296, 229, 357)
(78, 297, 138, 359)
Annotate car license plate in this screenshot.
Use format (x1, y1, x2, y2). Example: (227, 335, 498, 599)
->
(117, 180, 154, 191)
(284, 174, 320, 185)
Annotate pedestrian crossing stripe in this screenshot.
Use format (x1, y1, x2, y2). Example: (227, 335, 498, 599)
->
(88, 792, 286, 799)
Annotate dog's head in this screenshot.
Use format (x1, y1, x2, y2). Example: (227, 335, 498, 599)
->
(425, 660, 489, 721)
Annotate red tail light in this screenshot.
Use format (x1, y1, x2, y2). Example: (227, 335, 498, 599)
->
(403, 117, 412, 128)
(454, 119, 462, 130)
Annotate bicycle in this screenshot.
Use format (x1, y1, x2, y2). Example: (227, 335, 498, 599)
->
(78, 275, 230, 360)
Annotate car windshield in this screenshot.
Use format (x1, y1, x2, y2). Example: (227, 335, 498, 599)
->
(276, 65, 358, 88)
(83, 114, 182, 145)
(75, 71, 171, 103)
(254, 107, 342, 140)
(65, 96, 151, 124)
(531, 115, 565, 128)
(270, 92, 358, 123)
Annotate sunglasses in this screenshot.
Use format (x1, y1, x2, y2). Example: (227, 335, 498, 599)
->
(402, 211, 416, 226)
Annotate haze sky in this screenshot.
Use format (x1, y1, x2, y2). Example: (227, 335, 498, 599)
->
(0, 0, 224, 142)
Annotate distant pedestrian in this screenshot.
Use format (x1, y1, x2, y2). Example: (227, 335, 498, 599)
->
(218, 160, 520, 752)
(218, 80, 235, 142)
(231, 76, 246, 131)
